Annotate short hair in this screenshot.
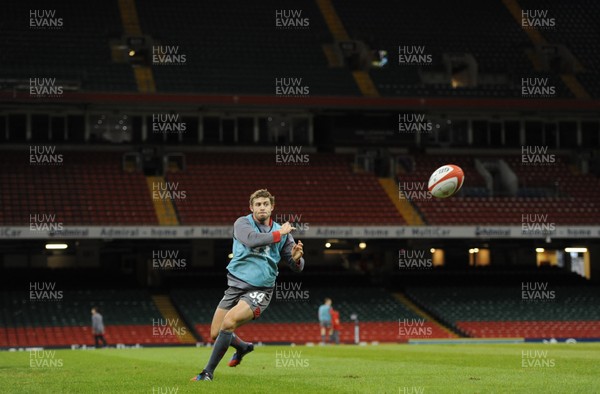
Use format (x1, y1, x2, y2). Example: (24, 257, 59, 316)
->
(249, 189, 275, 207)
(325, 298, 332, 303)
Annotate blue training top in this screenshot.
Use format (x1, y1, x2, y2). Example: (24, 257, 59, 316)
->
(226, 214, 288, 288)
(318, 304, 331, 322)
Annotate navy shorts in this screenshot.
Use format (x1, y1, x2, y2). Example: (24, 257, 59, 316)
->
(218, 286, 274, 320)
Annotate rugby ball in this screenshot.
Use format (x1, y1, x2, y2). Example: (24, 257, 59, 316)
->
(428, 164, 464, 198)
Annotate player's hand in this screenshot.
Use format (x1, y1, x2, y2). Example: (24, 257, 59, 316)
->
(279, 222, 296, 235)
(292, 240, 304, 262)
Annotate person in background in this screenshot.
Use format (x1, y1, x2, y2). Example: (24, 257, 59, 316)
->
(330, 305, 341, 345)
(318, 298, 332, 344)
(91, 307, 107, 348)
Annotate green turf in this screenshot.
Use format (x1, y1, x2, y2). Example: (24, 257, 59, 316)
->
(0, 344, 598, 393)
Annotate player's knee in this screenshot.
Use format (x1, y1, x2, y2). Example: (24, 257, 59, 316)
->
(220, 315, 238, 332)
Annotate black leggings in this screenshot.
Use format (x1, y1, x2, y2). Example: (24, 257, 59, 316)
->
(94, 334, 107, 347)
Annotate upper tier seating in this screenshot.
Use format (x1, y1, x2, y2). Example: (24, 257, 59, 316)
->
(137, 0, 358, 95)
(333, 0, 572, 98)
(0, 152, 157, 225)
(1, 0, 135, 91)
(168, 153, 405, 225)
(402, 155, 600, 225)
(1, 1, 596, 97)
(519, 0, 600, 98)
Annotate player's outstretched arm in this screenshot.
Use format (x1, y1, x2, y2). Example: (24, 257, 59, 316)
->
(234, 217, 285, 248)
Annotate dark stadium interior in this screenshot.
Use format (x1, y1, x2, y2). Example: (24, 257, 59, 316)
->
(1, 1, 599, 386)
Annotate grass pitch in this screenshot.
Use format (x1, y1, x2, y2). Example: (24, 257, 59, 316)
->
(0, 343, 598, 393)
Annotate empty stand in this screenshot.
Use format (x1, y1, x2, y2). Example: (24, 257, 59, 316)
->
(168, 153, 404, 225)
(519, 0, 600, 98)
(137, 0, 359, 95)
(0, 289, 185, 347)
(458, 321, 600, 339)
(0, 152, 157, 225)
(402, 155, 600, 225)
(332, 0, 574, 98)
(407, 286, 600, 338)
(1, 1, 596, 97)
(172, 286, 453, 343)
(0, 0, 135, 92)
